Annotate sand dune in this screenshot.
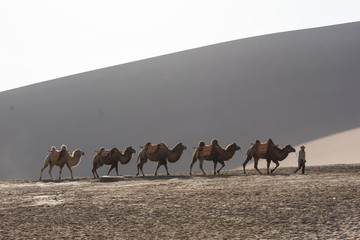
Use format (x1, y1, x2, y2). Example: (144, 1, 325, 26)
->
(1, 22, 360, 180)
(279, 127, 360, 168)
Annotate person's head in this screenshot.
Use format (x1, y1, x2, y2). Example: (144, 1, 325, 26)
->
(301, 146, 305, 150)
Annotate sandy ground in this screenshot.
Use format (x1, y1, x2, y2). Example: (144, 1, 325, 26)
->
(0, 165, 359, 239)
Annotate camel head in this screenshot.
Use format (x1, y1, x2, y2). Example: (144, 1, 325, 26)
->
(73, 149, 85, 157)
(227, 143, 241, 151)
(124, 146, 136, 154)
(284, 144, 296, 153)
(175, 142, 187, 151)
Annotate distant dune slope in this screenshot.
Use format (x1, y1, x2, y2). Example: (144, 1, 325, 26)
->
(279, 127, 360, 168)
(1, 22, 360, 179)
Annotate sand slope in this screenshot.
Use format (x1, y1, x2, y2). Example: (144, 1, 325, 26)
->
(1, 22, 360, 179)
(278, 127, 360, 169)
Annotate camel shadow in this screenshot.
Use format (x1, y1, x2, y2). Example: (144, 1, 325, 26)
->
(133, 172, 237, 181)
(39, 177, 93, 183)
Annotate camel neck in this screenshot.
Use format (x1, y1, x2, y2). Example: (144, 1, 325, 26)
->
(224, 148, 236, 160)
(277, 148, 290, 160)
(167, 146, 183, 163)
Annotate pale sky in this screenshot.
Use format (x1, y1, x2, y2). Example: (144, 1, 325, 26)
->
(1, 0, 360, 92)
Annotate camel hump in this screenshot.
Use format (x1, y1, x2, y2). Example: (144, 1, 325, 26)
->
(147, 144, 161, 154)
(97, 147, 112, 158)
(100, 150, 111, 158)
(198, 144, 213, 157)
(51, 151, 61, 162)
(255, 139, 277, 154)
(111, 147, 120, 154)
(257, 142, 269, 154)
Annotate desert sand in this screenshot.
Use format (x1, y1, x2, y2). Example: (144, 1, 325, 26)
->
(0, 164, 359, 239)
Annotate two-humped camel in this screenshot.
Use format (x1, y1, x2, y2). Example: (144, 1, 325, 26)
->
(190, 142, 241, 175)
(243, 139, 295, 174)
(39, 147, 85, 180)
(92, 146, 136, 178)
(136, 142, 187, 176)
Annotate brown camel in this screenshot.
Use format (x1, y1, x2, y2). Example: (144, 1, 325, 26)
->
(92, 146, 136, 178)
(39, 147, 85, 180)
(189, 142, 241, 175)
(136, 142, 187, 176)
(243, 139, 295, 174)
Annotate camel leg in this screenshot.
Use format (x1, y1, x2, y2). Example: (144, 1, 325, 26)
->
(137, 162, 145, 177)
(217, 160, 225, 174)
(243, 155, 252, 174)
(39, 169, 44, 180)
(253, 157, 262, 175)
(164, 162, 170, 176)
(95, 165, 100, 178)
(49, 164, 54, 179)
(115, 162, 119, 176)
(270, 160, 280, 174)
(213, 160, 218, 175)
(199, 159, 206, 175)
(92, 162, 101, 178)
(92, 168, 97, 178)
(39, 163, 49, 180)
(92, 167, 97, 178)
(58, 166, 63, 180)
(140, 164, 145, 176)
(107, 164, 115, 176)
(154, 162, 161, 176)
(266, 159, 271, 174)
(137, 156, 146, 177)
(189, 157, 198, 175)
(66, 163, 73, 179)
(95, 169, 100, 178)
(136, 163, 141, 176)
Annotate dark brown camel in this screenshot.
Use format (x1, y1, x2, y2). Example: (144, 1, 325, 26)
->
(243, 139, 295, 174)
(92, 146, 136, 178)
(190, 142, 241, 175)
(136, 142, 187, 176)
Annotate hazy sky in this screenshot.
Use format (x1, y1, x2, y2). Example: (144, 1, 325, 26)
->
(1, 0, 360, 92)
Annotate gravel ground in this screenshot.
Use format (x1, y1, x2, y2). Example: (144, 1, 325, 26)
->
(0, 164, 359, 239)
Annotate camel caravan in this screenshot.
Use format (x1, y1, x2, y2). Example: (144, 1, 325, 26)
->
(39, 138, 296, 180)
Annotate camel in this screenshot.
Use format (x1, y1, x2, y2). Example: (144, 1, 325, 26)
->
(39, 147, 85, 180)
(92, 146, 136, 178)
(189, 142, 241, 175)
(136, 142, 187, 176)
(242, 139, 295, 174)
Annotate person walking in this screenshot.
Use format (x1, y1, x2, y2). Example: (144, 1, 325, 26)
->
(294, 146, 306, 174)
